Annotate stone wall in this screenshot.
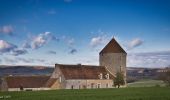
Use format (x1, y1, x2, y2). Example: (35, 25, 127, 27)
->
(50, 66, 66, 88)
(65, 79, 113, 89)
(50, 80, 61, 89)
(0, 78, 8, 91)
(99, 53, 127, 85)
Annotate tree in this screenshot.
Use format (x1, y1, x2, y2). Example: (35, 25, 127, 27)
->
(114, 72, 125, 88)
(159, 70, 170, 87)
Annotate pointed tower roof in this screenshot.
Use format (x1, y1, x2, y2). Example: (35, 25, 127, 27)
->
(100, 37, 126, 54)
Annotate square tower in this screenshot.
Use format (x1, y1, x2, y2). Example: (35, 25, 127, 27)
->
(99, 38, 127, 84)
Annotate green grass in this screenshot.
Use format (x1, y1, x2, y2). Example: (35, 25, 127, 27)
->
(127, 80, 165, 87)
(0, 87, 170, 100)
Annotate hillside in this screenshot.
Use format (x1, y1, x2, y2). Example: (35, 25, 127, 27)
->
(0, 65, 54, 76)
(0, 65, 167, 80)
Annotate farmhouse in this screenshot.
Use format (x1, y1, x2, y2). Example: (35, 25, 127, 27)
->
(48, 38, 127, 89)
(49, 64, 114, 89)
(0, 38, 127, 91)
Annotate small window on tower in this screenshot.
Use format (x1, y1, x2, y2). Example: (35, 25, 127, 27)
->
(59, 76, 62, 83)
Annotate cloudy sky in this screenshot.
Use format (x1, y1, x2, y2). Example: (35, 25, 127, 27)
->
(0, 0, 170, 68)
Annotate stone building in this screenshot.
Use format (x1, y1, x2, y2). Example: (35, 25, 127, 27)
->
(99, 38, 127, 85)
(0, 76, 51, 91)
(50, 64, 114, 89)
(49, 37, 127, 89)
(0, 38, 126, 91)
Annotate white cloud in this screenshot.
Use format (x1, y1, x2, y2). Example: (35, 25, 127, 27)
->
(22, 42, 31, 49)
(89, 30, 114, 48)
(11, 49, 27, 56)
(32, 34, 47, 49)
(128, 38, 143, 50)
(0, 25, 14, 35)
(31, 32, 57, 49)
(2, 57, 47, 64)
(90, 36, 103, 47)
(0, 40, 27, 56)
(3, 57, 18, 64)
(0, 40, 17, 53)
(127, 51, 170, 68)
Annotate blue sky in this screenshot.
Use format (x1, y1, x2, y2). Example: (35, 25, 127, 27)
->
(0, 0, 170, 68)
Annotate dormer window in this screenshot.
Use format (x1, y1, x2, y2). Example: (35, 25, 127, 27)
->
(105, 73, 110, 79)
(98, 73, 103, 79)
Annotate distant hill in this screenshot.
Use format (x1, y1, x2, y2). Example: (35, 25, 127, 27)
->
(0, 65, 168, 80)
(0, 65, 54, 76)
(126, 67, 169, 83)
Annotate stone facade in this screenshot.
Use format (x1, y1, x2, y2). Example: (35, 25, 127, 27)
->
(65, 79, 113, 89)
(99, 38, 127, 85)
(50, 64, 114, 89)
(99, 53, 127, 84)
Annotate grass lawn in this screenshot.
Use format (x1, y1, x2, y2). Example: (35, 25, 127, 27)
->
(0, 87, 170, 100)
(127, 79, 165, 87)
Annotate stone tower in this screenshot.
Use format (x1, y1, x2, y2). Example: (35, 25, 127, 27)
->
(99, 38, 127, 84)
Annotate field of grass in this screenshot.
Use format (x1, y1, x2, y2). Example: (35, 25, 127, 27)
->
(0, 87, 170, 100)
(127, 79, 165, 87)
(128, 80, 165, 87)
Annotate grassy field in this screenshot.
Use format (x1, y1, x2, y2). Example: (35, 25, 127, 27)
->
(127, 79, 165, 87)
(0, 87, 170, 100)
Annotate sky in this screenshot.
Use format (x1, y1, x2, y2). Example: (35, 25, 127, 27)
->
(0, 0, 170, 68)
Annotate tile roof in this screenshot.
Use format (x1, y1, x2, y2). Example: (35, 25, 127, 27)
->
(56, 64, 114, 79)
(5, 76, 50, 88)
(100, 38, 126, 54)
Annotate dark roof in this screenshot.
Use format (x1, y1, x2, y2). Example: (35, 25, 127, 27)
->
(100, 38, 126, 54)
(56, 64, 114, 79)
(5, 76, 50, 88)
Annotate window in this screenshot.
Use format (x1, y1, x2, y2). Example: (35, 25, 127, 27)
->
(97, 83, 101, 88)
(105, 73, 110, 79)
(71, 85, 74, 89)
(99, 73, 103, 79)
(91, 83, 94, 89)
(59, 76, 62, 83)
